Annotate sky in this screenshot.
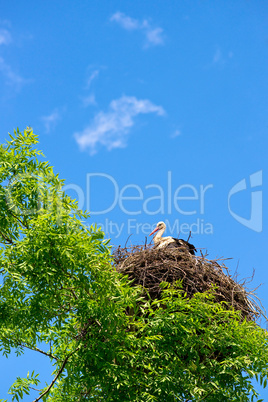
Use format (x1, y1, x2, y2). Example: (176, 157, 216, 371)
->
(0, 0, 267, 400)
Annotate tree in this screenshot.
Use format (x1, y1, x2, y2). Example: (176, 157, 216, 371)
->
(0, 128, 267, 401)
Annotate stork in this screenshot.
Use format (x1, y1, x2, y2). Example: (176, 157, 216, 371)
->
(149, 221, 196, 255)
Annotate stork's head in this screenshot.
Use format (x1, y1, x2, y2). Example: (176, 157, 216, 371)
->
(149, 221, 166, 236)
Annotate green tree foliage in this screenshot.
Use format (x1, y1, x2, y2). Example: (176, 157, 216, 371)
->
(0, 128, 268, 401)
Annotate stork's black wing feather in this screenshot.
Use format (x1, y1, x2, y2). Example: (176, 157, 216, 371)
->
(170, 238, 196, 255)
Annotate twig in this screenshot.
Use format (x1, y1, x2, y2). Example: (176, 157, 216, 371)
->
(0, 230, 13, 244)
(8, 209, 29, 229)
(124, 234, 133, 248)
(198, 389, 214, 400)
(144, 236, 147, 248)
(114, 244, 264, 321)
(187, 231, 192, 242)
(32, 346, 80, 402)
(29, 387, 42, 392)
(20, 343, 58, 361)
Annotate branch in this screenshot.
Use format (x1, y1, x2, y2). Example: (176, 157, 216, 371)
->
(29, 387, 42, 392)
(8, 208, 29, 229)
(70, 288, 78, 300)
(198, 389, 214, 401)
(32, 346, 80, 402)
(0, 229, 13, 244)
(20, 343, 58, 361)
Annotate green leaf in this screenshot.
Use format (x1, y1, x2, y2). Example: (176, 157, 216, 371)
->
(1, 128, 268, 402)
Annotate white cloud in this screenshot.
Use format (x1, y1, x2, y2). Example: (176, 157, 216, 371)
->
(0, 57, 28, 90)
(144, 26, 164, 47)
(110, 12, 139, 31)
(86, 69, 99, 89)
(42, 109, 61, 133)
(212, 47, 234, 66)
(81, 94, 97, 107)
(213, 48, 222, 64)
(170, 129, 181, 139)
(0, 26, 32, 93)
(110, 12, 165, 47)
(74, 95, 165, 155)
(0, 28, 11, 45)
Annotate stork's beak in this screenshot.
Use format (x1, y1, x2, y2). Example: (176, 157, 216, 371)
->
(149, 227, 159, 236)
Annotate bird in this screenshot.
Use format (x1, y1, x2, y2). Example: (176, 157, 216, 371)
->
(149, 221, 196, 255)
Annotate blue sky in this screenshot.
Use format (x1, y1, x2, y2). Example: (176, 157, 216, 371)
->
(0, 1, 267, 400)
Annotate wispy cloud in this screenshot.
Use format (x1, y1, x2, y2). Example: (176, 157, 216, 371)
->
(213, 48, 222, 64)
(86, 69, 99, 89)
(110, 12, 165, 47)
(170, 129, 181, 139)
(74, 95, 165, 155)
(0, 57, 29, 90)
(212, 47, 234, 66)
(110, 12, 139, 31)
(144, 26, 164, 47)
(81, 94, 97, 107)
(42, 109, 61, 133)
(0, 26, 31, 92)
(0, 28, 11, 45)
(80, 67, 102, 107)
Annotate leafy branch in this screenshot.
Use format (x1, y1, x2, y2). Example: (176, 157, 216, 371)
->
(0, 229, 13, 244)
(20, 343, 58, 361)
(32, 346, 80, 402)
(1, 129, 268, 402)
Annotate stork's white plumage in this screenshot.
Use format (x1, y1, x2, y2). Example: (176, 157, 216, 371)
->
(149, 221, 196, 255)
(149, 221, 174, 248)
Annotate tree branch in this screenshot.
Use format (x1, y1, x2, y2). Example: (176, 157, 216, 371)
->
(32, 346, 80, 402)
(20, 343, 58, 361)
(0, 230, 13, 244)
(29, 387, 42, 392)
(199, 389, 214, 401)
(8, 208, 29, 229)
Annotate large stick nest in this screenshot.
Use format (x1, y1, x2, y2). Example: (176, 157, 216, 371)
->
(114, 244, 264, 322)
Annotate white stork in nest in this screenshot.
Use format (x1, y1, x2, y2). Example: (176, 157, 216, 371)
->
(149, 221, 196, 255)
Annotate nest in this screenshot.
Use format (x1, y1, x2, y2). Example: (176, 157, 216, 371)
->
(114, 244, 264, 322)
